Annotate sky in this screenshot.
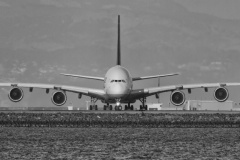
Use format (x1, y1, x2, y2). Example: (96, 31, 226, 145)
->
(1, 0, 240, 109)
(175, 0, 240, 20)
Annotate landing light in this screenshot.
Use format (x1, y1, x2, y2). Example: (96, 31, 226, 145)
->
(116, 102, 120, 106)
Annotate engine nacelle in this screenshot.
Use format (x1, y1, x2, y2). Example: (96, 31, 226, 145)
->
(214, 87, 229, 102)
(51, 91, 67, 106)
(170, 90, 185, 106)
(8, 87, 24, 102)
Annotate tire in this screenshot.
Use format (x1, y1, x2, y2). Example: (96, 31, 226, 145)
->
(89, 105, 92, 110)
(125, 105, 128, 110)
(118, 105, 122, 111)
(145, 105, 148, 111)
(95, 105, 98, 110)
(110, 105, 113, 110)
(103, 105, 106, 110)
(131, 105, 134, 110)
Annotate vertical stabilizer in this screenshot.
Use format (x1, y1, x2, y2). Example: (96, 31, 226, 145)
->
(117, 15, 121, 65)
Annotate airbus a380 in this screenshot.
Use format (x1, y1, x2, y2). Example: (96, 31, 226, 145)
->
(2, 15, 240, 110)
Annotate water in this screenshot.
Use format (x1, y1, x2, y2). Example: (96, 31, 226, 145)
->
(0, 128, 239, 159)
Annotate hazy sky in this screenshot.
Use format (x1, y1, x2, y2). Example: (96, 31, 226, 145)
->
(1, 0, 240, 109)
(176, 0, 240, 20)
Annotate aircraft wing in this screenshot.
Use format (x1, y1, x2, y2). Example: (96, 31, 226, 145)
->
(132, 73, 180, 81)
(0, 83, 105, 99)
(144, 82, 240, 96)
(60, 73, 104, 81)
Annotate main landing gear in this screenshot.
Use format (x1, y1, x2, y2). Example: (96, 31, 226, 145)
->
(103, 104, 113, 110)
(124, 103, 134, 110)
(89, 97, 98, 110)
(139, 97, 148, 111)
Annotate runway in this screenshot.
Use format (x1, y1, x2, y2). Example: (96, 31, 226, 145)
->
(0, 110, 240, 114)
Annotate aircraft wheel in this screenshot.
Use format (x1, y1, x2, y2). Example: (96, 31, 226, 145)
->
(131, 105, 134, 110)
(89, 105, 92, 110)
(95, 105, 98, 110)
(105, 105, 111, 110)
(140, 105, 143, 110)
(144, 105, 148, 111)
(110, 105, 113, 110)
(118, 105, 122, 111)
(124, 105, 128, 110)
(103, 105, 106, 110)
(115, 105, 122, 111)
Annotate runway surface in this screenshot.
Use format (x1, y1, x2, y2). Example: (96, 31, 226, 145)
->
(0, 110, 240, 114)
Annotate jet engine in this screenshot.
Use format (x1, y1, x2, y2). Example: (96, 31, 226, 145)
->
(8, 87, 24, 102)
(51, 91, 67, 106)
(214, 87, 229, 102)
(170, 90, 185, 106)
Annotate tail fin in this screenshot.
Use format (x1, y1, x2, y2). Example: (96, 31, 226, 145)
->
(117, 15, 121, 65)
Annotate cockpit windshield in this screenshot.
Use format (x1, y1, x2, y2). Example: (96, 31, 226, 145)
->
(110, 80, 126, 83)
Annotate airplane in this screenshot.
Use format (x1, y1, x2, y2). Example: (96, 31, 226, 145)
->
(2, 15, 240, 111)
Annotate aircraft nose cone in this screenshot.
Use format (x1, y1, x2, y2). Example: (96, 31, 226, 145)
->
(107, 84, 128, 98)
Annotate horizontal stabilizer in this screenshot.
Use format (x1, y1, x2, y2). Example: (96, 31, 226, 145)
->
(60, 73, 104, 81)
(132, 73, 180, 81)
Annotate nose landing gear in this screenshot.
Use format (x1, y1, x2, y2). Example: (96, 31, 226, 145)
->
(115, 98, 122, 111)
(115, 105, 123, 111)
(114, 100, 134, 111)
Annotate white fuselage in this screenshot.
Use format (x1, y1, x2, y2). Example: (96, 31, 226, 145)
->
(104, 65, 132, 101)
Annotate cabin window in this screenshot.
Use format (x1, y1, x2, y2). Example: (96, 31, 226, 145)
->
(111, 80, 114, 83)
